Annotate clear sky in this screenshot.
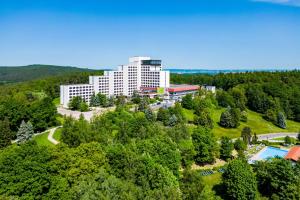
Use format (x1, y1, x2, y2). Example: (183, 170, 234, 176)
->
(0, 0, 300, 69)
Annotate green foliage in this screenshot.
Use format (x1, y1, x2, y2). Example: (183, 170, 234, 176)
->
(277, 112, 287, 129)
(181, 94, 194, 110)
(240, 111, 247, 122)
(241, 127, 252, 145)
(194, 109, 214, 129)
(180, 170, 204, 200)
(16, 120, 34, 144)
(220, 136, 234, 160)
(284, 136, 292, 145)
(131, 90, 141, 104)
(157, 107, 170, 126)
(219, 107, 241, 128)
(0, 118, 12, 149)
(79, 101, 89, 112)
(253, 158, 300, 199)
(192, 127, 218, 165)
(69, 96, 88, 111)
(30, 97, 58, 131)
(222, 159, 257, 200)
(234, 138, 247, 151)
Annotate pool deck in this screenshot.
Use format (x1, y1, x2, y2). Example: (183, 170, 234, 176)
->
(249, 146, 289, 163)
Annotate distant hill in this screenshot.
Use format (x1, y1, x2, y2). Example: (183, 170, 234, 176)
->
(0, 65, 95, 83)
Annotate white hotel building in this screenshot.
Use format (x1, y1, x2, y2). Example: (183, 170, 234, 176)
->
(60, 56, 170, 108)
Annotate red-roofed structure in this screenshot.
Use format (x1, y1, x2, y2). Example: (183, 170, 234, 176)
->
(285, 146, 300, 162)
(167, 85, 200, 93)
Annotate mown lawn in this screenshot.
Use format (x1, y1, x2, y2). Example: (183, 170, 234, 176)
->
(53, 128, 62, 142)
(202, 172, 222, 188)
(183, 108, 300, 139)
(52, 97, 60, 106)
(33, 131, 54, 147)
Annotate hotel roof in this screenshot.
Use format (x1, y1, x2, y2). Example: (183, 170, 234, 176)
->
(285, 146, 300, 162)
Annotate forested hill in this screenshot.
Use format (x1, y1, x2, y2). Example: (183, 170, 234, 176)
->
(0, 64, 94, 83)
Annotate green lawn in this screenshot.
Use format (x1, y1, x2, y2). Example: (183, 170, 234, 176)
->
(33, 131, 54, 147)
(183, 108, 300, 139)
(53, 128, 62, 142)
(202, 172, 222, 188)
(182, 108, 195, 122)
(52, 97, 60, 106)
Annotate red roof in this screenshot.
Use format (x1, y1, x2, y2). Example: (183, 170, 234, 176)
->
(285, 146, 300, 161)
(167, 85, 200, 93)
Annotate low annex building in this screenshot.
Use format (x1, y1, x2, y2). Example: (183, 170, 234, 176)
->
(285, 146, 300, 162)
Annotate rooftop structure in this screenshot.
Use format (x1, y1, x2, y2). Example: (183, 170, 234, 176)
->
(285, 146, 300, 162)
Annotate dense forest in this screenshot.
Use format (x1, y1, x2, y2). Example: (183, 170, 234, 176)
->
(172, 71, 300, 123)
(0, 70, 300, 199)
(0, 65, 97, 83)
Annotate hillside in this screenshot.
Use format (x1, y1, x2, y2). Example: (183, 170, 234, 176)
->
(0, 64, 94, 83)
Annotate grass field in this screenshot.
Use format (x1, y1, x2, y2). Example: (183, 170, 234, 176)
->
(183, 108, 300, 139)
(52, 97, 60, 106)
(33, 131, 54, 147)
(53, 128, 62, 142)
(202, 172, 222, 188)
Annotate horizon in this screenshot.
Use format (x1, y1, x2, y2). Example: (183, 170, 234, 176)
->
(1, 0, 300, 69)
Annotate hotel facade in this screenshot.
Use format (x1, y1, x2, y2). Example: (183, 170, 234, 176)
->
(60, 56, 170, 108)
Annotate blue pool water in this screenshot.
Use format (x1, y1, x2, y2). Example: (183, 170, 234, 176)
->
(257, 147, 288, 160)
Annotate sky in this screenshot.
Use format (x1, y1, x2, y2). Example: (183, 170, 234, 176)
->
(0, 0, 300, 69)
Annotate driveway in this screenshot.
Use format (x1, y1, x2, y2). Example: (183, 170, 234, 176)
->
(57, 106, 115, 121)
(257, 132, 298, 141)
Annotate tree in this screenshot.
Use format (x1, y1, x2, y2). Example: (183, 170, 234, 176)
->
(297, 131, 300, 142)
(79, 101, 89, 112)
(220, 136, 234, 160)
(194, 110, 213, 129)
(68, 96, 84, 110)
(277, 112, 287, 129)
(168, 114, 178, 127)
(216, 90, 234, 108)
(16, 121, 34, 144)
(234, 138, 246, 152)
(89, 93, 99, 107)
(192, 127, 218, 165)
(178, 140, 196, 168)
(0, 118, 12, 149)
(219, 107, 241, 128)
(252, 133, 258, 144)
(240, 111, 247, 122)
(181, 94, 194, 110)
(97, 93, 108, 107)
(30, 97, 57, 132)
(138, 97, 149, 112)
(254, 158, 300, 199)
(230, 87, 247, 111)
(180, 169, 205, 200)
(241, 127, 252, 145)
(222, 159, 257, 200)
(157, 108, 170, 126)
(284, 136, 292, 145)
(131, 90, 141, 104)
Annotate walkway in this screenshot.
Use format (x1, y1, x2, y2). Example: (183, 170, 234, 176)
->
(47, 126, 61, 145)
(257, 132, 298, 142)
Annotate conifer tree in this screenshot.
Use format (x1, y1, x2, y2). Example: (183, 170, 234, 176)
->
(0, 118, 12, 148)
(16, 121, 34, 144)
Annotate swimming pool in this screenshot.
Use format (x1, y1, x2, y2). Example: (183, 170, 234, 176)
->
(249, 147, 288, 163)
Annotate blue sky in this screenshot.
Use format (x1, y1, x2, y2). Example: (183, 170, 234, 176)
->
(0, 0, 300, 69)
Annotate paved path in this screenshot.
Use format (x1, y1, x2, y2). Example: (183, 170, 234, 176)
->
(47, 126, 61, 145)
(57, 106, 115, 121)
(257, 132, 298, 141)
